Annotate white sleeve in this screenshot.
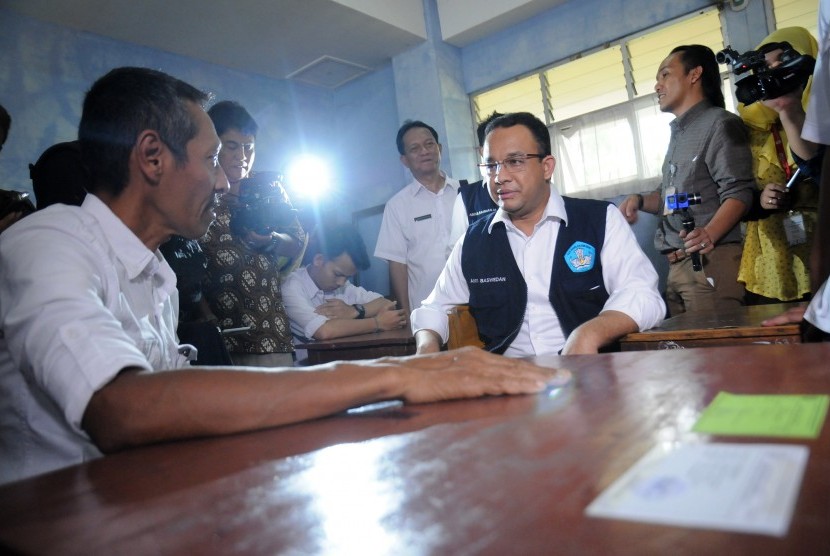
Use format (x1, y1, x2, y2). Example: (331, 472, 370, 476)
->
(281, 271, 327, 340)
(373, 196, 408, 264)
(410, 237, 471, 343)
(0, 223, 152, 434)
(599, 205, 666, 331)
(340, 282, 384, 305)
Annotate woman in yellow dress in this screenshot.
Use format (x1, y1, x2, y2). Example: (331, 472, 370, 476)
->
(738, 26, 823, 304)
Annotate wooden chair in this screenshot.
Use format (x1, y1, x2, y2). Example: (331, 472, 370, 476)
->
(447, 305, 484, 350)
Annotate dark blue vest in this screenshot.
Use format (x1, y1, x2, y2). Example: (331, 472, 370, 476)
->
(461, 196, 610, 354)
(458, 180, 498, 223)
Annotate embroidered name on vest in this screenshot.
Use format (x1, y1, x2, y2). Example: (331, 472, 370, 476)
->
(414, 214, 432, 222)
(564, 241, 596, 273)
(470, 276, 507, 284)
(469, 208, 496, 217)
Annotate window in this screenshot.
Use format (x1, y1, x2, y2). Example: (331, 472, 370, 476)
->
(471, 8, 727, 198)
(772, 0, 819, 36)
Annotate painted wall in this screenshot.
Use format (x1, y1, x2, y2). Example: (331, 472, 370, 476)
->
(0, 8, 334, 201)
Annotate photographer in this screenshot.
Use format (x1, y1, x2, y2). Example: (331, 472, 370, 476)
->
(201, 101, 307, 367)
(735, 27, 823, 305)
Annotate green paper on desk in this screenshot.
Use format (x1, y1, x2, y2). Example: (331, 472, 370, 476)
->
(693, 393, 829, 439)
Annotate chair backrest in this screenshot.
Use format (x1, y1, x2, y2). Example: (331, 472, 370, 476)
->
(447, 305, 484, 350)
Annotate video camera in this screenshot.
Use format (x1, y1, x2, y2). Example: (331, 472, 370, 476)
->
(716, 42, 815, 105)
(666, 192, 703, 272)
(230, 171, 298, 236)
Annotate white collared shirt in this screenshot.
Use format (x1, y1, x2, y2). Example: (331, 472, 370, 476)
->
(0, 194, 186, 484)
(374, 174, 460, 309)
(411, 190, 665, 356)
(282, 266, 383, 343)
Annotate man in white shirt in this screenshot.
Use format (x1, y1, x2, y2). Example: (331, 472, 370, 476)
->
(283, 222, 407, 360)
(763, 0, 830, 337)
(374, 120, 460, 318)
(0, 68, 566, 485)
(413, 112, 665, 356)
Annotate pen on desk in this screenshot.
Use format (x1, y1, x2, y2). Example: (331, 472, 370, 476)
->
(785, 167, 801, 190)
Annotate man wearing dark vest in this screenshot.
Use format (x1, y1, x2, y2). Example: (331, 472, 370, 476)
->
(448, 112, 502, 248)
(412, 112, 665, 356)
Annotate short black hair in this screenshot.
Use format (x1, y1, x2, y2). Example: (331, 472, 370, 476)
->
(0, 103, 10, 145)
(396, 120, 439, 155)
(670, 45, 725, 109)
(30, 141, 89, 209)
(476, 111, 504, 148)
(484, 112, 552, 157)
(207, 100, 258, 137)
(305, 222, 370, 271)
(78, 67, 209, 196)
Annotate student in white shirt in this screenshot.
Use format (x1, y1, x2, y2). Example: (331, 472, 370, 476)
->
(283, 222, 407, 360)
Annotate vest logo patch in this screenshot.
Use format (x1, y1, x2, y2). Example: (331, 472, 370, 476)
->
(564, 241, 596, 273)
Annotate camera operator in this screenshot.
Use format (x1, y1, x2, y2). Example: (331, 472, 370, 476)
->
(619, 45, 755, 316)
(201, 101, 307, 368)
(735, 27, 823, 305)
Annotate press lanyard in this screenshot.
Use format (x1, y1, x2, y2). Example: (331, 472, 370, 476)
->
(771, 124, 793, 181)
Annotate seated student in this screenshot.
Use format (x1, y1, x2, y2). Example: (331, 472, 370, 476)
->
(283, 222, 407, 359)
(0, 67, 563, 485)
(413, 112, 665, 356)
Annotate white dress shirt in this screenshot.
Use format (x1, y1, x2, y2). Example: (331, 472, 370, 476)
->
(0, 195, 186, 484)
(411, 191, 665, 356)
(282, 266, 383, 342)
(374, 174, 460, 309)
(802, 0, 830, 333)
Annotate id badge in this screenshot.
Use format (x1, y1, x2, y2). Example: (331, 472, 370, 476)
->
(783, 212, 806, 246)
(662, 186, 676, 216)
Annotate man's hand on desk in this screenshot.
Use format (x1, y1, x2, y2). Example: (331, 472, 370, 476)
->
(761, 306, 807, 327)
(315, 299, 359, 319)
(381, 347, 571, 404)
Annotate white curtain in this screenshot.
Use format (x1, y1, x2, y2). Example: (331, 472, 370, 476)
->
(550, 94, 672, 200)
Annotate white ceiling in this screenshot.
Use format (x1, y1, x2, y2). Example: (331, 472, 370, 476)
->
(2, 0, 570, 88)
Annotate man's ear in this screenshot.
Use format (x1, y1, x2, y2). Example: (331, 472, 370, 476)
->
(543, 155, 556, 181)
(312, 253, 326, 267)
(688, 65, 703, 84)
(135, 130, 165, 186)
(399, 153, 411, 170)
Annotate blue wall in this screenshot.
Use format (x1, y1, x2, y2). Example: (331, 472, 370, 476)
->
(0, 8, 334, 199)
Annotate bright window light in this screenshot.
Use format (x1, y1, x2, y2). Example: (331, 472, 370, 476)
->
(286, 154, 331, 200)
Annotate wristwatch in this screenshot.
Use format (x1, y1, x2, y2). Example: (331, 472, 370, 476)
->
(353, 304, 366, 319)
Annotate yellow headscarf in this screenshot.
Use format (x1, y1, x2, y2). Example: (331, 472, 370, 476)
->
(737, 27, 818, 175)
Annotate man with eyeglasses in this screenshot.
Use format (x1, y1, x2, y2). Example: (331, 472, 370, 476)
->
(374, 120, 461, 320)
(412, 112, 665, 356)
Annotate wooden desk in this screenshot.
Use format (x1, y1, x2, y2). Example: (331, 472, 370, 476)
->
(620, 302, 803, 351)
(296, 328, 415, 364)
(1, 343, 829, 554)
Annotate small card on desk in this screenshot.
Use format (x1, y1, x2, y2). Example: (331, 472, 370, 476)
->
(586, 443, 809, 537)
(692, 393, 829, 439)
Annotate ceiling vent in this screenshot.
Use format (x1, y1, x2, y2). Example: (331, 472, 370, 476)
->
(286, 55, 372, 89)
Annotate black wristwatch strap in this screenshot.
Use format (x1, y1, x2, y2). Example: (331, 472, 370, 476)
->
(353, 304, 366, 319)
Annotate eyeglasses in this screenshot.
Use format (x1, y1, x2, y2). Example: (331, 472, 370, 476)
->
(477, 154, 544, 176)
